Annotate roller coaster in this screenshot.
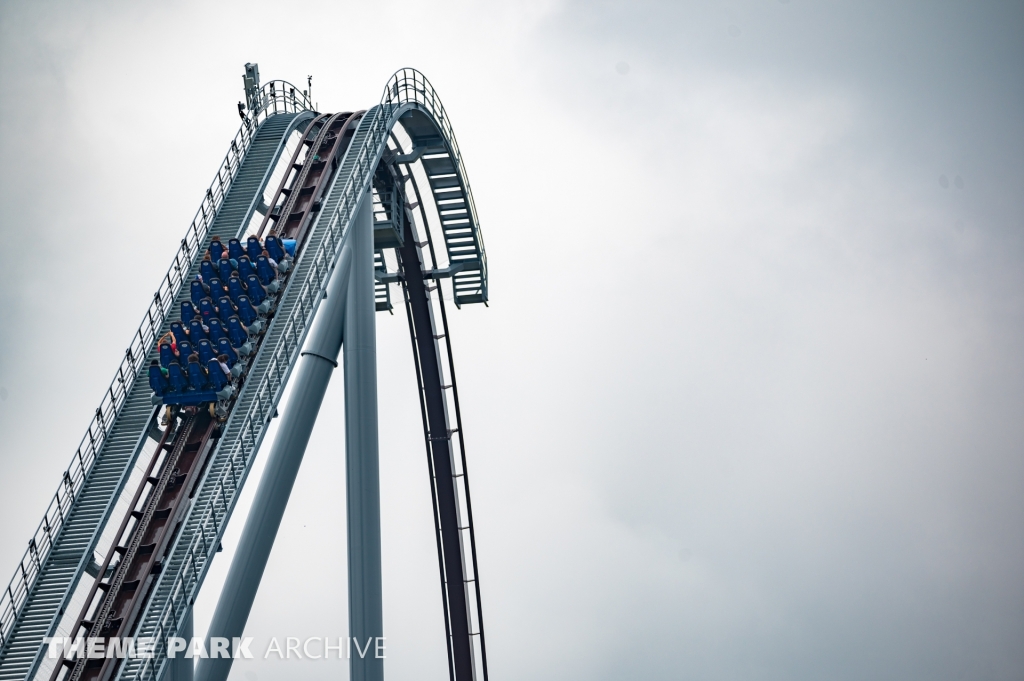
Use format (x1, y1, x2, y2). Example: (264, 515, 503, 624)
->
(0, 66, 489, 681)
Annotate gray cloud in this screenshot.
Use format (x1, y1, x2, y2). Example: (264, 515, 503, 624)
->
(1, 1, 1022, 679)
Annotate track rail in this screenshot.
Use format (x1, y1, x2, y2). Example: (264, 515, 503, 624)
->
(380, 132, 489, 681)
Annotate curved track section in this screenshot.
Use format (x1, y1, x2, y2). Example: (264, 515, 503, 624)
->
(0, 69, 489, 681)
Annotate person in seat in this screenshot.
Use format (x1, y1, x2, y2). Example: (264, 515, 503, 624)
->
(235, 295, 261, 329)
(261, 250, 279, 276)
(216, 354, 232, 380)
(148, 360, 169, 405)
(181, 301, 198, 325)
(216, 338, 243, 377)
(167, 360, 188, 389)
(197, 339, 216, 366)
(207, 318, 228, 345)
(216, 296, 238, 324)
(169, 322, 188, 345)
(177, 340, 194, 363)
(158, 332, 178, 357)
(209, 235, 227, 261)
(227, 238, 245, 261)
(199, 297, 218, 322)
(186, 353, 209, 392)
(237, 255, 256, 282)
(227, 276, 248, 305)
(226, 316, 252, 356)
(200, 254, 217, 283)
(254, 256, 280, 293)
(246, 235, 263, 261)
(190, 278, 209, 306)
(218, 252, 237, 281)
(159, 341, 178, 368)
(264, 235, 292, 272)
(188, 318, 210, 344)
(208, 277, 229, 301)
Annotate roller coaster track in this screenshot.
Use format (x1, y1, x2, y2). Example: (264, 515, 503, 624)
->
(0, 68, 489, 681)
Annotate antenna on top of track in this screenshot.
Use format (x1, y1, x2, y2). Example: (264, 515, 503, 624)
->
(242, 62, 260, 118)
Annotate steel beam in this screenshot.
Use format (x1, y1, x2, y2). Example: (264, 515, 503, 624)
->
(344, 187, 384, 681)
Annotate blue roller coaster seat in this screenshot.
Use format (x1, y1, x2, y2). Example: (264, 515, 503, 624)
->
(188, 320, 209, 344)
(177, 340, 194, 362)
(246, 236, 262, 261)
(265, 236, 285, 262)
(169, 322, 187, 345)
(217, 296, 235, 324)
(227, 317, 249, 348)
(208, 318, 227, 344)
(243, 275, 266, 306)
(254, 256, 276, 286)
(199, 298, 217, 322)
(190, 280, 206, 306)
(235, 296, 259, 327)
(210, 239, 225, 261)
(149, 365, 168, 396)
(159, 343, 176, 369)
(181, 302, 197, 325)
(167, 362, 189, 393)
(206, 358, 228, 391)
(237, 256, 256, 282)
(208, 277, 228, 301)
(200, 260, 217, 283)
(187, 361, 210, 391)
(227, 276, 247, 305)
(228, 238, 244, 261)
(197, 339, 215, 366)
(218, 259, 234, 282)
(217, 338, 238, 366)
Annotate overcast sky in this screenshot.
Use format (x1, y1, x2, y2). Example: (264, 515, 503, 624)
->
(1, 1, 1022, 679)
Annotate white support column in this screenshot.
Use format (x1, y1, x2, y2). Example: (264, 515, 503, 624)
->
(344, 188, 383, 681)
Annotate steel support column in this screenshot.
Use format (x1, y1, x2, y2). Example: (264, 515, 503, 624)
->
(193, 196, 361, 681)
(344, 188, 383, 681)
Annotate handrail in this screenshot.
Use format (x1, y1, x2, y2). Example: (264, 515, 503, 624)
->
(384, 68, 488, 303)
(127, 68, 486, 681)
(0, 79, 313, 656)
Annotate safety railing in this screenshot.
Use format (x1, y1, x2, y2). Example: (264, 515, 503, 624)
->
(245, 80, 315, 125)
(384, 69, 488, 303)
(0, 80, 312, 656)
(128, 68, 483, 681)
